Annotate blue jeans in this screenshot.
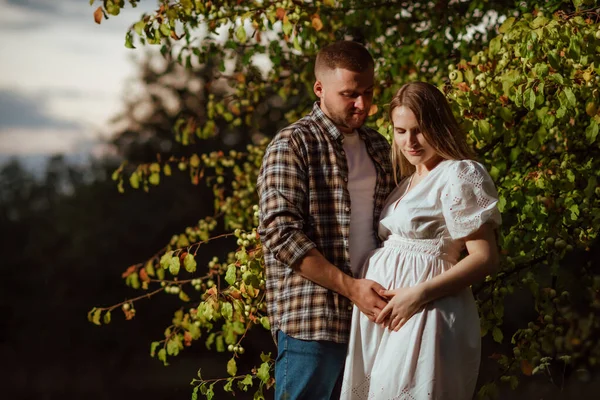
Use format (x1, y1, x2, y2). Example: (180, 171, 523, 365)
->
(275, 330, 347, 400)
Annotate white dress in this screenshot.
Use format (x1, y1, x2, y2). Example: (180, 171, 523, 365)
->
(340, 159, 502, 400)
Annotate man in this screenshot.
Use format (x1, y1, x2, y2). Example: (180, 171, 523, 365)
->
(257, 41, 394, 399)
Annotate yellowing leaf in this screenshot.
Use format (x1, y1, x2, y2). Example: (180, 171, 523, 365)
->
(368, 104, 378, 116)
(94, 7, 103, 24)
(521, 360, 533, 376)
(311, 15, 323, 31)
(276, 8, 286, 21)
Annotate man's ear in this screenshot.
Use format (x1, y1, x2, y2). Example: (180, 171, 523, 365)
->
(313, 80, 323, 99)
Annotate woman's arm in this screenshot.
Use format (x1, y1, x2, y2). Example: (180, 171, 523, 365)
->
(375, 223, 499, 330)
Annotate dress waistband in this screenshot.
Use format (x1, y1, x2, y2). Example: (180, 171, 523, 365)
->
(382, 234, 458, 263)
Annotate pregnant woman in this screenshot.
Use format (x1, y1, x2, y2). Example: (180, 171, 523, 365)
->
(340, 82, 502, 399)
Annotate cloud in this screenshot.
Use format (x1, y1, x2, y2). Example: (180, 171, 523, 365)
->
(5, 0, 85, 15)
(0, 90, 82, 130)
(0, 0, 157, 163)
(0, 127, 98, 155)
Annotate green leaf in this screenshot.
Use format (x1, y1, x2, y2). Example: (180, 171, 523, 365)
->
(160, 251, 173, 269)
(227, 357, 238, 376)
(225, 264, 237, 285)
(489, 36, 502, 57)
(586, 120, 599, 143)
(205, 333, 215, 350)
(134, 20, 145, 36)
(256, 361, 270, 383)
(478, 119, 491, 141)
(239, 374, 253, 390)
(236, 25, 247, 43)
(167, 338, 181, 356)
(528, 88, 536, 110)
(498, 196, 507, 213)
(92, 308, 102, 326)
(206, 384, 215, 400)
(184, 253, 197, 273)
(293, 35, 301, 51)
(216, 335, 225, 352)
(493, 326, 504, 343)
(150, 341, 160, 357)
(125, 32, 135, 49)
(531, 16, 548, 29)
(260, 316, 271, 330)
(159, 23, 171, 37)
(282, 20, 293, 36)
(549, 73, 563, 85)
(563, 87, 576, 108)
(570, 204, 579, 220)
(129, 172, 140, 189)
(547, 51, 560, 69)
(178, 290, 190, 302)
(221, 302, 233, 321)
(499, 17, 515, 33)
(158, 348, 168, 365)
(169, 256, 180, 275)
(499, 107, 512, 122)
(148, 172, 160, 186)
(103, 310, 111, 324)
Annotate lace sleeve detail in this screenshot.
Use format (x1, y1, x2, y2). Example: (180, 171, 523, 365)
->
(441, 160, 502, 240)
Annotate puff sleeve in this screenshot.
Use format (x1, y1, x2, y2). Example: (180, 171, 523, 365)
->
(441, 160, 502, 240)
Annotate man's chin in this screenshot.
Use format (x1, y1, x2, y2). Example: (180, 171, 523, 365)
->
(346, 117, 367, 129)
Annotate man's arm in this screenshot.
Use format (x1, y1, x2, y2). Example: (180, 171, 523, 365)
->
(294, 248, 388, 321)
(257, 132, 386, 320)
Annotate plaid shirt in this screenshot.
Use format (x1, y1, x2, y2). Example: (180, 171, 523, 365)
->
(257, 102, 394, 343)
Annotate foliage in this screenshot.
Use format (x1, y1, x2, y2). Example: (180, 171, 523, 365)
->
(88, 0, 600, 398)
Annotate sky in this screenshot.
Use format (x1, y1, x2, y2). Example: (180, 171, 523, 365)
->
(0, 0, 158, 172)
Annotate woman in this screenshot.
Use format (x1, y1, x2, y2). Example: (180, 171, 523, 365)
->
(340, 82, 502, 399)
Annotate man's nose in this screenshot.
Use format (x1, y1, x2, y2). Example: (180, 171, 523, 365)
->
(354, 96, 365, 110)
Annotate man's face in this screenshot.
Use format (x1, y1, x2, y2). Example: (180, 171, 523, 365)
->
(314, 67, 374, 133)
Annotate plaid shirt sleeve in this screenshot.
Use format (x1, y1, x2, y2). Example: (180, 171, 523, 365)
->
(257, 130, 317, 267)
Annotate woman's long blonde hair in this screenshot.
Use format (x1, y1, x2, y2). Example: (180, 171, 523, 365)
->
(389, 82, 475, 183)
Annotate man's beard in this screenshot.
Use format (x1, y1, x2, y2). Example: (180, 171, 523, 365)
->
(329, 109, 367, 130)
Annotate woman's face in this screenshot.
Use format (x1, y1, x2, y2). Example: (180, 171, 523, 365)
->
(391, 106, 440, 169)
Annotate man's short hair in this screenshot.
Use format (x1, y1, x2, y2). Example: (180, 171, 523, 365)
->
(315, 41, 374, 78)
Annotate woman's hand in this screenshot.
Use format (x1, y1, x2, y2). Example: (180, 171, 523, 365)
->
(375, 286, 425, 331)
